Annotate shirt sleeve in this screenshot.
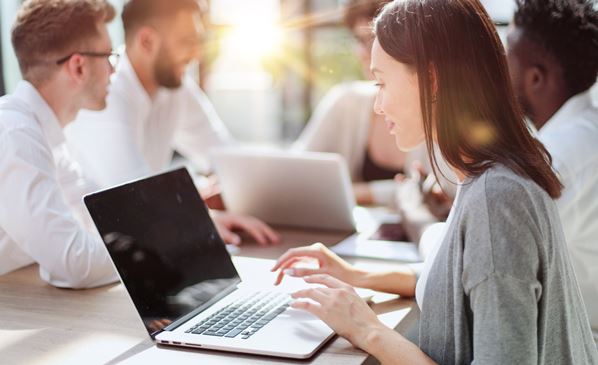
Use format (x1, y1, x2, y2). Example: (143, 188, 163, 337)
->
(293, 84, 347, 152)
(0, 128, 118, 288)
(172, 79, 235, 173)
(461, 174, 544, 364)
(66, 108, 151, 188)
(469, 273, 540, 364)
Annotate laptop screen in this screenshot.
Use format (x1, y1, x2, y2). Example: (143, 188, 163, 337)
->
(84, 168, 240, 337)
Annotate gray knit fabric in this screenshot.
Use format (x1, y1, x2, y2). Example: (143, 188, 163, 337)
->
(418, 165, 598, 364)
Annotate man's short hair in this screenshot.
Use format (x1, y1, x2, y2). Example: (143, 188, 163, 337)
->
(11, 0, 116, 83)
(514, 0, 598, 96)
(343, 0, 390, 29)
(121, 0, 206, 40)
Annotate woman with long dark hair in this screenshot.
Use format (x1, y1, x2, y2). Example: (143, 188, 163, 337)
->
(272, 0, 598, 363)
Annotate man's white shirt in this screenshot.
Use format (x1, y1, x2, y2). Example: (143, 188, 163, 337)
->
(537, 90, 598, 330)
(0, 81, 117, 287)
(65, 52, 233, 188)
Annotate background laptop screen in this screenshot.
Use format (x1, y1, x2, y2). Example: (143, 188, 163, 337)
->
(84, 168, 240, 336)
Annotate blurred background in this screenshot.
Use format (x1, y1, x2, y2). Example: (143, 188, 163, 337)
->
(0, 0, 551, 145)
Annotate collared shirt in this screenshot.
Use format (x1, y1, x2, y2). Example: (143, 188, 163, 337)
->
(65, 52, 233, 188)
(538, 90, 598, 330)
(0, 81, 118, 288)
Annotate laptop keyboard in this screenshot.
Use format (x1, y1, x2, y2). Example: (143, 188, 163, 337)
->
(185, 291, 292, 339)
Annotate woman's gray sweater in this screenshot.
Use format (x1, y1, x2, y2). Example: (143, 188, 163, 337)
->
(418, 165, 598, 364)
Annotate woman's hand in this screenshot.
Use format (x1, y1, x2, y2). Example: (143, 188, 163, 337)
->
(353, 182, 374, 205)
(211, 211, 280, 246)
(271, 242, 358, 285)
(291, 274, 385, 350)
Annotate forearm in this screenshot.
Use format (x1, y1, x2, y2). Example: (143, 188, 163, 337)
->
(363, 325, 436, 365)
(353, 182, 374, 205)
(350, 267, 416, 297)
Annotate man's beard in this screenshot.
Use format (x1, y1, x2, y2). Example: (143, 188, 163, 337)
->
(154, 56, 183, 89)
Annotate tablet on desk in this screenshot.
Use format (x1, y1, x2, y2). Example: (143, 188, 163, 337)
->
(368, 223, 409, 241)
(332, 221, 421, 263)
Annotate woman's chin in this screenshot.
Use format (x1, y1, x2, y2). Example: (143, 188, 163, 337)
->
(395, 137, 423, 152)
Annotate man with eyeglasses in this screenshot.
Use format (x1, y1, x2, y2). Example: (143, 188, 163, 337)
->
(0, 0, 119, 288)
(65, 0, 279, 246)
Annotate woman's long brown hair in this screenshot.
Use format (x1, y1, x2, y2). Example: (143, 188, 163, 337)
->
(374, 0, 563, 198)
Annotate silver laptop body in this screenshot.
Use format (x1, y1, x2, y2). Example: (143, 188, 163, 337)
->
(211, 148, 356, 231)
(84, 168, 334, 359)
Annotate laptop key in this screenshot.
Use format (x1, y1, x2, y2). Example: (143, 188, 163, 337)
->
(225, 328, 243, 338)
(203, 331, 223, 336)
(189, 292, 291, 339)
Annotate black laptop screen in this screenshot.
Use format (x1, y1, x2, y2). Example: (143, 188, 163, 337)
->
(84, 168, 240, 336)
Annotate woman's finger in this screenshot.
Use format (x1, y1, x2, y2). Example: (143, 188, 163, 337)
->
(273, 257, 304, 285)
(271, 245, 326, 271)
(290, 299, 324, 318)
(303, 274, 352, 290)
(286, 267, 326, 278)
(292, 287, 331, 304)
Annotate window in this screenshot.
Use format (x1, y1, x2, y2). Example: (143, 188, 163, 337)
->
(0, 18, 5, 96)
(1, 0, 22, 95)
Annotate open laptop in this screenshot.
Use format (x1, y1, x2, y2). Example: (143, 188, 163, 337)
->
(210, 148, 356, 231)
(83, 168, 335, 359)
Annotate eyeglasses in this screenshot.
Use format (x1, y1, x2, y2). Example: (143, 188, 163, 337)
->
(56, 51, 120, 68)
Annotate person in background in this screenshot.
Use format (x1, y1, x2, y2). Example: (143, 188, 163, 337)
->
(506, 0, 598, 333)
(0, 0, 119, 288)
(272, 0, 598, 362)
(65, 0, 279, 246)
(294, 0, 407, 206)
